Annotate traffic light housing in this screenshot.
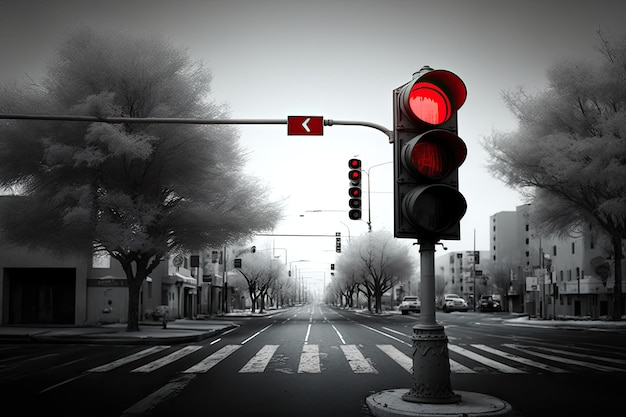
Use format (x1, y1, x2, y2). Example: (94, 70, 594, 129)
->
(348, 158, 362, 220)
(393, 66, 467, 240)
(335, 232, 342, 253)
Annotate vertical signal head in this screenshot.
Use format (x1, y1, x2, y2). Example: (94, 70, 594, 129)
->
(393, 67, 467, 240)
(348, 158, 362, 220)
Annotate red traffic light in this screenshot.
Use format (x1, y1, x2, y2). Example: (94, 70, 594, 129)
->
(348, 187, 361, 198)
(399, 68, 467, 126)
(349, 158, 361, 169)
(349, 169, 362, 183)
(401, 130, 467, 179)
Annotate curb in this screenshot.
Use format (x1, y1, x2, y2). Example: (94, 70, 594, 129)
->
(6, 324, 239, 345)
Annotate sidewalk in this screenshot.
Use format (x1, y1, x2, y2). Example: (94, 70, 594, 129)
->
(0, 318, 239, 345)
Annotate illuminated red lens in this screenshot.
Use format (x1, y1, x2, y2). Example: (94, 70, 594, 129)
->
(349, 158, 361, 169)
(407, 81, 451, 125)
(411, 141, 448, 178)
(349, 187, 361, 197)
(349, 170, 361, 181)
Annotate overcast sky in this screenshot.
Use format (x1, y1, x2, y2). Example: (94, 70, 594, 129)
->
(1, 0, 625, 277)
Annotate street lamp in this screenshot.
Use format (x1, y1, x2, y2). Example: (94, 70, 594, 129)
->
(289, 260, 309, 305)
(362, 161, 392, 232)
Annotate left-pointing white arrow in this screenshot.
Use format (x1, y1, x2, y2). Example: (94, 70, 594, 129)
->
(302, 117, 311, 133)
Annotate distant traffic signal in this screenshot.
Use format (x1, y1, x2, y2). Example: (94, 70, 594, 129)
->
(393, 66, 467, 240)
(348, 158, 362, 220)
(335, 232, 342, 253)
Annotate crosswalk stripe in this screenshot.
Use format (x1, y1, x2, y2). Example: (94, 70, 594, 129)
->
(88, 346, 170, 373)
(449, 359, 476, 373)
(448, 344, 525, 373)
(504, 344, 625, 372)
(340, 345, 377, 374)
(132, 345, 203, 373)
(472, 344, 568, 373)
(525, 345, 626, 366)
(298, 344, 321, 373)
(84, 342, 626, 377)
(377, 344, 412, 373)
(182, 345, 242, 373)
(240, 345, 280, 373)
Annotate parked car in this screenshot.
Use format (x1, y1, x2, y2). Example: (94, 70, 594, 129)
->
(399, 296, 421, 315)
(442, 294, 468, 313)
(479, 295, 502, 312)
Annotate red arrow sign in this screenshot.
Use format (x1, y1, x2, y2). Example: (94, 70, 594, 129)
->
(287, 116, 324, 135)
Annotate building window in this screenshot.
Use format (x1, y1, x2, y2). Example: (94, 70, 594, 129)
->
(525, 238, 529, 245)
(525, 251, 530, 258)
(525, 224, 529, 231)
(576, 267, 580, 278)
(553, 245, 557, 256)
(571, 242, 575, 254)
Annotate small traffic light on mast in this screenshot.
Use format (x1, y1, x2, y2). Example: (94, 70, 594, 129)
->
(348, 158, 362, 220)
(393, 66, 468, 240)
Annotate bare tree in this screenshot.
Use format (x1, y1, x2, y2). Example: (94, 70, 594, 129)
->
(0, 30, 282, 330)
(482, 31, 626, 320)
(235, 251, 285, 313)
(338, 231, 415, 313)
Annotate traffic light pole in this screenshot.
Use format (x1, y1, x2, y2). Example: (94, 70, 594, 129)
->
(402, 239, 460, 404)
(0, 114, 393, 141)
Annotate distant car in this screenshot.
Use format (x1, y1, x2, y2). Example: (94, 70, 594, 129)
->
(399, 296, 421, 315)
(479, 295, 502, 312)
(442, 294, 468, 313)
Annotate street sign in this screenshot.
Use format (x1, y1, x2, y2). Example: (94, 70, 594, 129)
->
(287, 116, 323, 135)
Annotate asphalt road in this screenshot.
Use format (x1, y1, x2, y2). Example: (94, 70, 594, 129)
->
(1, 305, 625, 416)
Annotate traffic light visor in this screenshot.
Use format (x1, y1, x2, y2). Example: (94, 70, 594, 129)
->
(401, 70, 467, 126)
(402, 130, 467, 179)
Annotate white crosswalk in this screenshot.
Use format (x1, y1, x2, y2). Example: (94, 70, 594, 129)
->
(86, 342, 626, 376)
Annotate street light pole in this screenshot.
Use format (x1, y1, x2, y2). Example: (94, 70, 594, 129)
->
(363, 161, 392, 232)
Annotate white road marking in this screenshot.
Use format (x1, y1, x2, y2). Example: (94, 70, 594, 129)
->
(448, 345, 525, 373)
(505, 344, 625, 372)
(304, 323, 312, 344)
(88, 346, 170, 373)
(298, 344, 321, 373)
(331, 325, 346, 344)
(382, 327, 411, 339)
(241, 323, 272, 345)
(131, 345, 202, 373)
(121, 374, 196, 416)
(377, 344, 412, 373)
(182, 345, 242, 373)
(360, 324, 412, 346)
(472, 344, 568, 373)
(340, 345, 377, 374)
(239, 345, 279, 373)
(449, 359, 476, 373)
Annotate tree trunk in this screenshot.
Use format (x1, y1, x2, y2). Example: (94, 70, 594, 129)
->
(119, 254, 156, 332)
(612, 235, 623, 320)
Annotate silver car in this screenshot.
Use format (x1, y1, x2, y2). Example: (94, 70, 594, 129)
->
(442, 294, 468, 313)
(399, 296, 421, 315)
